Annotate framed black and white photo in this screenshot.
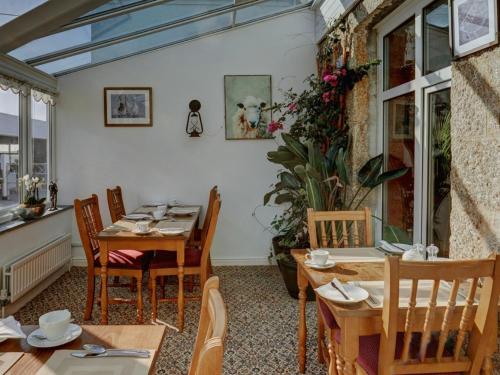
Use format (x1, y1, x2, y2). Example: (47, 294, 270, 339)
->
(104, 87, 152, 127)
(451, 0, 498, 58)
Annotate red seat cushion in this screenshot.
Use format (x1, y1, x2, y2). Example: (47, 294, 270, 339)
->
(150, 247, 202, 268)
(334, 331, 459, 375)
(94, 249, 147, 270)
(318, 298, 339, 329)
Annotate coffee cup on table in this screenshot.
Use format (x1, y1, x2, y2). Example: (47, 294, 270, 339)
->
(306, 249, 329, 265)
(39, 309, 71, 341)
(135, 220, 150, 233)
(152, 209, 165, 220)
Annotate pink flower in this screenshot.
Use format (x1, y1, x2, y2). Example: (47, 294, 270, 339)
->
(267, 121, 283, 134)
(287, 103, 298, 112)
(322, 91, 331, 103)
(341, 68, 347, 76)
(331, 79, 338, 87)
(323, 74, 337, 83)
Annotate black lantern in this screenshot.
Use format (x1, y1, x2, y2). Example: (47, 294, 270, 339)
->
(186, 100, 203, 137)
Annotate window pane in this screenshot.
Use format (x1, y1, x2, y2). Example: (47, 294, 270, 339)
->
(36, 14, 233, 75)
(0, 90, 20, 208)
(423, 0, 451, 74)
(0, 0, 47, 26)
(427, 88, 451, 256)
(384, 18, 415, 90)
(9, 0, 233, 61)
(384, 92, 415, 241)
(235, 0, 298, 24)
(31, 95, 49, 199)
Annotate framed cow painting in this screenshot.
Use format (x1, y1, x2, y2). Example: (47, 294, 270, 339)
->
(224, 75, 273, 140)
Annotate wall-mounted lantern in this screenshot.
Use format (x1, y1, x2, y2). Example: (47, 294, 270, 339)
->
(186, 99, 203, 137)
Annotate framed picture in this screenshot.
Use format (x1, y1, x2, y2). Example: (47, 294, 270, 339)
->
(451, 0, 498, 58)
(390, 100, 414, 140)
(104, 87, 152, 127)
(224, 75, 272, 140)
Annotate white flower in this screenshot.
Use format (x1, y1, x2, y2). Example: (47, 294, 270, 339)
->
(23, 175, 30, 181)
(33, 177, 40, 183)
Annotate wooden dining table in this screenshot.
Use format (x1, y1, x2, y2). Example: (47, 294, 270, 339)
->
(291, 248, 492, 375)
(0, 325, 166, 374)
(96, 205, 201, 331)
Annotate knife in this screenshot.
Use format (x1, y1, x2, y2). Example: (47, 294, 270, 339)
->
(71, 350, 150, 358)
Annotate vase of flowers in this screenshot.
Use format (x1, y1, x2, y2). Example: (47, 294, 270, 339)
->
(17, 175, 46, 219)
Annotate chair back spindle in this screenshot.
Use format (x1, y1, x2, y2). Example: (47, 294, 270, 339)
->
(379, 255, 500, 375)
(200, 186, 218, 243)
(74, 194, 103, 266)
(107, 186, 126, 223)
(307, 207, 373, 248)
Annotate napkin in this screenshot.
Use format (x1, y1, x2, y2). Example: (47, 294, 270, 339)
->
(0, 316, 26, 339)
(378, 240, 411, 254)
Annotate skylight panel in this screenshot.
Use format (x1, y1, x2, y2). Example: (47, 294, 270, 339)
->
(0, 0, 47, 26)
(235, 0, 302, 24)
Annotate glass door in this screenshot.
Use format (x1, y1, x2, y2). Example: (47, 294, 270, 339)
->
(423, 83, 451, 256)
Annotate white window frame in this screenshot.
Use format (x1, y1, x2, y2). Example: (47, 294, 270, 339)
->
(0, 91, 55, 215)
(374, 0, 451, 243)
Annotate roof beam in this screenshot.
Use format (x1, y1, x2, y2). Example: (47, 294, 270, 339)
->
(26, 0, 268, 66)
(0, 0, 111, 53)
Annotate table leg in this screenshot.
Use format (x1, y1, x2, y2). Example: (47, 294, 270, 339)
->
(297, 264, 308, 373)
(341, 318, 359, 375)
(177, 241, 185, 332)
(100, 242, 109, 325)
(317, 301, 325, 364)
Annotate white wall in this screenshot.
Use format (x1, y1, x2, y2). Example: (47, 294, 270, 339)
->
(56, 10, 317, 265)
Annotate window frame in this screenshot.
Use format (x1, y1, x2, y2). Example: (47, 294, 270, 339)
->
(375, 0, 451, 243)
(0, 89, 55, 215)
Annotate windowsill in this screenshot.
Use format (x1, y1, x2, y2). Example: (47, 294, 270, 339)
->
(0, 205, 73, 236)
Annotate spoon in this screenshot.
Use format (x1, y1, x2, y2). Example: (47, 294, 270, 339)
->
(82, 344, 149, 355)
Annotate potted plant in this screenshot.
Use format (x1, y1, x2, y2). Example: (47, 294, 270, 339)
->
(16, 175, 46, 219)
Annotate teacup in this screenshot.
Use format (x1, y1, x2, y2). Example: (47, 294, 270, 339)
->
(39, 309, 71, 341)
(306, 249, 329, 265)
(152, 209, 165, 220)
(135, 220, 150, 233)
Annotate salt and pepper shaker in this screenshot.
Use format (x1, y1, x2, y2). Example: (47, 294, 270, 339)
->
(426, 244, 439, 261)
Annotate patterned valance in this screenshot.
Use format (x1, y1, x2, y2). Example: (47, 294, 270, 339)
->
(0, 73, 56, 105)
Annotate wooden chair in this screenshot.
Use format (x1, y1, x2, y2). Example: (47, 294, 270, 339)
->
(107, 186, 126, 223)
(193, 186, 218, 245)
(149, 195, 221, 321)
(348, 255, 500, 375)
(188, 276, 227, 375)
(74, 194, 147, 322)
(307, 207, 373, 369)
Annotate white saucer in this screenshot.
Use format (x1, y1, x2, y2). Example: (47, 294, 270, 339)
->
(158, 228, 185, 235)
(132, 228, 153, 235)
(315, 283, 369, 305)
(27, 324, 82, 348)
(304, 259, 336, 270)
(123, 214, 152, 220)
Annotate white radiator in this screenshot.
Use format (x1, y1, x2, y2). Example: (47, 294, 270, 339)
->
(3, 234, 72, 303)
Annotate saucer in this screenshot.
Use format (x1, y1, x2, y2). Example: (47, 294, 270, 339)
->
(122, 214, 152, 220)
(304, 259, 336, 270)
(315, 283, 369, 305)
(132, 228, 153, 235)
(158, 228, 185, 235)
(27, 324, 82, 348)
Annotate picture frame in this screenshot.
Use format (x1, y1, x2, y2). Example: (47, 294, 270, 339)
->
(224, 75, 273, 140)
(104, 87, 152, 127)
(451, 0, 498, 58)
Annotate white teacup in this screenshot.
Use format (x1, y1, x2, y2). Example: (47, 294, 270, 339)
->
(135, 220, 150, 233)
(152, 209, 165, 220)
(306, 249, 329, 265)
(39, 309, 71, 341)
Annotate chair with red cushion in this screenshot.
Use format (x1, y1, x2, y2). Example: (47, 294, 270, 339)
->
(334, 255, 500, 375)
(307, 207, 373, 367)
(149, 195, 221, 322)
(74, 194, 148, 322)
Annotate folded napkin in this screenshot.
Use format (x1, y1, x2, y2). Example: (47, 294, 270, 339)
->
(0, 316, 26, 339)
(378, 240, 412, 254)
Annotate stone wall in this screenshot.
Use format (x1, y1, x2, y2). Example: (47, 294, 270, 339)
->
(449, 47, 500, 259)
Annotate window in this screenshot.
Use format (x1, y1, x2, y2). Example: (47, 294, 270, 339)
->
(377, 0, 452, 252)
(0, 90, 20, 209)
(0, 87, 54, 211)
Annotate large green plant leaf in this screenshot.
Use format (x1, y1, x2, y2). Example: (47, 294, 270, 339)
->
(357, 154, 383, 187)
(335, 148, 350, 185)
(304, 170, 324, 210)
(282, 133, 308, 161)
(383, 225, 411, 244)
(263, 190, 275, 205)
(373, 167, 409, 187)
(267, 150, 295, 163)
(280, 172, 301, 189)
(275, 193, 293, 204)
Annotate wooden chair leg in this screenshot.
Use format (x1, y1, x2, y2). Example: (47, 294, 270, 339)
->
(136, 276, 143, 324)
(160, 276, 166, 299)
(130, 277, 137, 292)
(151, 276, 157, 322)
(317, 300, 325, 364)
(84, 272, 95, 320)
(336, 349, 345, 375)
(328, 329, 338, 375)
(200, 268, 208, 290)
(208, 254, 213, 275)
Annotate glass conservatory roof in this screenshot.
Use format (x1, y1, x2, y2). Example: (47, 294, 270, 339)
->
(3, 0, 311, 76)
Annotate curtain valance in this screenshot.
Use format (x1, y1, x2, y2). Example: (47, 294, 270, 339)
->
(0, 73, 56, 105)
